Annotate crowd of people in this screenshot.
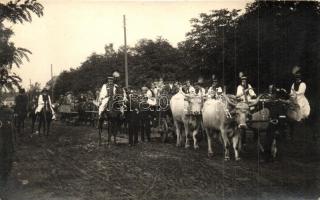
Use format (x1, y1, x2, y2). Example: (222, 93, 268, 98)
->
(10, 65, 310, 146)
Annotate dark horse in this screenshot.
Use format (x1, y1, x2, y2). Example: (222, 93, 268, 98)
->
(98, 94, 126, 146)
(37, 101, 53, 136)
(29, 97, 38, 134)
(13, 108, 27, 136)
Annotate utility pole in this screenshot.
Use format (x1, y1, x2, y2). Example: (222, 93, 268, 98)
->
(123, 15, 128, 88)
(51, 64, 54, 99)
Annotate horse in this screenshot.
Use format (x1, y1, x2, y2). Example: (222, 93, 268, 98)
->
(79, 100, 98, 127)
(28, 97, 39, 134)
(13, 109, 27, 136)
(37, 102, 53, 136)
(98, 94, 126, 146)
(30, 108, 37, 134)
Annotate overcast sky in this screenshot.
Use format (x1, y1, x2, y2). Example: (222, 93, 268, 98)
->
(8, 0, 249, 88)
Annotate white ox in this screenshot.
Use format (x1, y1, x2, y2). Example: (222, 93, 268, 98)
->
(170, 92, 203, 149)
(202, 95, 259, 160)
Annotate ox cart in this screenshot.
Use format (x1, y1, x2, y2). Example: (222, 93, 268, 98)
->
(150, 94, 175, 143)
(57, 104, 79, 125)
(242, 93, 292, 161)
(57, 100, 98, 126)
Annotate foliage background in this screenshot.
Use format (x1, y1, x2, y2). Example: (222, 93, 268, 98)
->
(49, 1, 319, 119)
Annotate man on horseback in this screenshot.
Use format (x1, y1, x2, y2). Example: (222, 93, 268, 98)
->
(35, 88, 56, 120)
(98, 71, 127, 118)
(97, 71, 127, 145)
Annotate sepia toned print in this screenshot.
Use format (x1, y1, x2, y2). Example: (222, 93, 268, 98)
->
(0, 0, 319, 199)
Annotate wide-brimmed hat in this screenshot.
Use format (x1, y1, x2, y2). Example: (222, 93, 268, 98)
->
(42, 88, 49, 93)
(239, 72, 247, 80)
(294, 72, 301, 78)
(240, 76, 247, 80)
(141, 86, 148, 91)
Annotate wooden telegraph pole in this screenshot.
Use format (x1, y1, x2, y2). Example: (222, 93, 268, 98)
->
(51, 64, 54, 99)
(123, 15, 128, 88)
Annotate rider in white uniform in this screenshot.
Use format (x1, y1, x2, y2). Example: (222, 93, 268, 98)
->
(35, 88, 56, 120)
(98, 71, 127, 117)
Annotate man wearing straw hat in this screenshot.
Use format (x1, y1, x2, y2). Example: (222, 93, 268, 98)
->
(236, 72, 256, 102)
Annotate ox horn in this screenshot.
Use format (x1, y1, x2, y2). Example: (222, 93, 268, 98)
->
(223, 94, 237, 106)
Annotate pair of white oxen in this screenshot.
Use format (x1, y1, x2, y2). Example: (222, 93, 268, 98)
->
(170, 91, 262, 161)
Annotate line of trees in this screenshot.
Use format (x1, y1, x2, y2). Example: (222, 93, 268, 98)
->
(52, 1, 320, 116)
(0, 0, 43, 101)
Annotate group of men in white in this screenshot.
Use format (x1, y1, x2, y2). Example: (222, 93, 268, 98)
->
(95, 66, 310, 121)
(34, 66, 310, 122)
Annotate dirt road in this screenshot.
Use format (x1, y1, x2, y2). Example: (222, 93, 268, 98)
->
(1, 121, 319, 200)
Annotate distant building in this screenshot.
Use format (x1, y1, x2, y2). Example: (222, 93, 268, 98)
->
(1, 92, 16, 108)
(3, 96, 15, 108)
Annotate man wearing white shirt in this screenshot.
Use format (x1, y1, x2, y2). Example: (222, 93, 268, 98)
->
(236, 74, 256, 147)
(35, 88, 56, 120)
(98, 71, 127, 117)
(182, 80, 195, 95)
(236, 75, 256, 102)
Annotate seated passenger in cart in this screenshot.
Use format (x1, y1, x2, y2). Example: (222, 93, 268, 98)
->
(235, 73, 257, 146)
(161, 78, 180, 97)
(236, 73, 257, 102)
(140, 86, 155, 142)
(194, 76, 206, 96)
(207, 74, 223, 99)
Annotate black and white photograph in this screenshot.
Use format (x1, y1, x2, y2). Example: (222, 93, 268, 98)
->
(0, 0, 319, 199)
